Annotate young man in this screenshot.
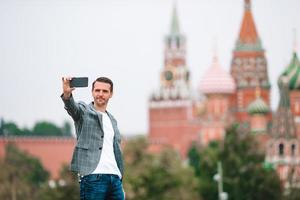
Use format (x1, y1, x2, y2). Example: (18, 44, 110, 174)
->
(61, 77, 124, 200)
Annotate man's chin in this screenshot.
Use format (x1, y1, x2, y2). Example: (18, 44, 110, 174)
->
(95, 100, 106, 106)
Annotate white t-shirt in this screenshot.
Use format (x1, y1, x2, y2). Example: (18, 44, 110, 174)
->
(92, 111, 122, 178)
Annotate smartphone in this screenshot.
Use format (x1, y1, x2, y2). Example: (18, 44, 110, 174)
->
(70, 77, 89, 88)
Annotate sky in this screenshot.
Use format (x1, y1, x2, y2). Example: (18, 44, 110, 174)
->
(0, 0, 300, 136)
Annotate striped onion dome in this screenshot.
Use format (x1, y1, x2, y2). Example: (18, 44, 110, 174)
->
(279, 52, 300, 90)
(247, 97, 269, 115)
(199, 55, 236, 94)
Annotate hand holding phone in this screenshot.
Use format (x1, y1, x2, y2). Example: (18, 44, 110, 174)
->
(70, 77, 89, 88)
(62, 77, 75, 99)
(62, 77, 88, 99)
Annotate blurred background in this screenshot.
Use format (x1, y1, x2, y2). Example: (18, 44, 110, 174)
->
(1, 0, 300, 199)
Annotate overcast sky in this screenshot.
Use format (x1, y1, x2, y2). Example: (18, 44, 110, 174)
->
(0, 0, 300, 135)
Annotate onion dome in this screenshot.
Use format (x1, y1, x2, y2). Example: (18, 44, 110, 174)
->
(199, 55, 236, 94)
(279, 52, 300, 90)
(247, 97, 269, 115)
(247, 86, 269, 115)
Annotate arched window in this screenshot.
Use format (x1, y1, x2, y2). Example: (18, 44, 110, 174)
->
(279, 143, 284, 156)
(291, 144, 296, 156)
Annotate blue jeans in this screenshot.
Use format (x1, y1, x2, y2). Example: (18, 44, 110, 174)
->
(79, 174, 125, 200)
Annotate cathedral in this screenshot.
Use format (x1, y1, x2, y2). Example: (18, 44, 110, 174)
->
(148, 0, 300, 189)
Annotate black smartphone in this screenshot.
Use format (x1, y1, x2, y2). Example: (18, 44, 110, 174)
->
(70, 77, 89, 88)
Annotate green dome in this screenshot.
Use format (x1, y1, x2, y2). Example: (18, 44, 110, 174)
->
(247, 97, 269, 115)
(279, 52, 300, 90)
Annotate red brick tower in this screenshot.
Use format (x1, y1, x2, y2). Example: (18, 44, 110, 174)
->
(230, 0, 271, 132)
(148, 5, 199, 158)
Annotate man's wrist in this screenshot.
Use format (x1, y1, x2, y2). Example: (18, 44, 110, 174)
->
(63, 92, 72, 100)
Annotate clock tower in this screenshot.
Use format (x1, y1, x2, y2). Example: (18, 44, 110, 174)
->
(160, 3, 190, 92)
(148, 4, 198, 158)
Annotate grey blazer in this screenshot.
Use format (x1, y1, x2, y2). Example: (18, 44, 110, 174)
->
(61, 95, 124, 176)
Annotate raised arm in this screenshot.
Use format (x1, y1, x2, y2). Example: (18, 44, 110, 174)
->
(61, 77, 82, 121)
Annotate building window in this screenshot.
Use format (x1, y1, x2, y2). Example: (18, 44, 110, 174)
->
(291, 144, 296, 156)
(279, 143, 284, 156)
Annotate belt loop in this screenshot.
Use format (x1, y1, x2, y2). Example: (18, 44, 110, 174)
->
(77, 173, 83, 183)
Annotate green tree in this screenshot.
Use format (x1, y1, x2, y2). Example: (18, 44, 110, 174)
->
(32, 121, 63, 136)
(0, 117, 4, 135)
(37, 165, 79, 200)
(187, 142, 201, 177)
(0, 118, 73, 137)
(188, 141, 220, 200)
(61, 121, 73, 137)
(285, 188, 300, 200)
(0, 143, 49, 200)
(188, 125, 283, 200)
(1, 121, 23, 136)
(123, 137, 201, 200)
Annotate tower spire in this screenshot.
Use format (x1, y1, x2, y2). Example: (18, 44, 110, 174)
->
(293, 28, 298, 53)
(245, 0, 251, 11)
(170, 1, 180, 35)
(238, 0, 258, 45)
(212, 37, 218, 64)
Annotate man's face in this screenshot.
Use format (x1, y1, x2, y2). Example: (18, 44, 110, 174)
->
(92, 81, 113, 108)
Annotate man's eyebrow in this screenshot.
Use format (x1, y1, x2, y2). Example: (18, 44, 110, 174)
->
(95, 88, 109, 91)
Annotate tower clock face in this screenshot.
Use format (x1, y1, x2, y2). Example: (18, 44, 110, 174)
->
(164, 70, 173, 81)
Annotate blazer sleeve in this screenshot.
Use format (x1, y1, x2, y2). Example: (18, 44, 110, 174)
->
(61, 94, 83, 121)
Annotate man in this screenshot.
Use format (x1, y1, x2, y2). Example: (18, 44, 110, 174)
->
(61, 77, 124, 200)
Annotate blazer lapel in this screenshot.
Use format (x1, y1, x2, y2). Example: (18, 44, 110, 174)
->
(89, 103, 104, 133)
(106, 112, 119, 136)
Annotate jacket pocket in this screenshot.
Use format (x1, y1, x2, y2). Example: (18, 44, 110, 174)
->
(71, 146, 89, 171)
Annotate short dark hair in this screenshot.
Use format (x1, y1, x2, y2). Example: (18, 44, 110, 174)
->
(92, 77, 113, 92)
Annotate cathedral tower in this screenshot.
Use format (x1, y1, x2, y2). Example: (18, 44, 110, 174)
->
(266, 77, 300, 189)
(280, 33, 300, 137)
(230, 0, 271, 131)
